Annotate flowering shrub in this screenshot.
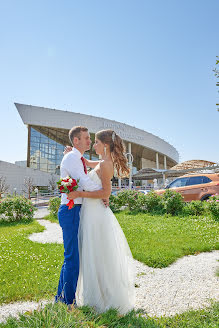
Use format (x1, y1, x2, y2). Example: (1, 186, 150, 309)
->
(143, 190, 164, 214)
(0, 196, 36, 222)
(110, 190, 139, 211)
(109, 190, 164, 213)
(109, 194, 121, 212)
(162, 189, 184, 216)
(207, 194, 219, 221)
(183, 200, 206, 216)
(116, 190, 133, 207)
(126, 191, 142, 211)
(49, 197, 61, 216)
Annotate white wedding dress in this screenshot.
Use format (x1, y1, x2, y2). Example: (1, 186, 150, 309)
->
(76, 170, 135, 314)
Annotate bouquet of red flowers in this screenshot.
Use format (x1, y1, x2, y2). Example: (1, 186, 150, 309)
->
(57, 176, 79, 209)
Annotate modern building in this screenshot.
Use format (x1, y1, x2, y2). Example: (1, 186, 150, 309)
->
(15, 103, 179, 178)
(0, 160, 59, 195)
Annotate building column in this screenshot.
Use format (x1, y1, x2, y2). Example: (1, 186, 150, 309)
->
(156, 152, 159, 169)
(164, 155, 167, 170)
(118, 178, 121, 188)
(128, 142, 131, 156)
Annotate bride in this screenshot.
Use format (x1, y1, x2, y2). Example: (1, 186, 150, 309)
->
(68, 129, 135, 314)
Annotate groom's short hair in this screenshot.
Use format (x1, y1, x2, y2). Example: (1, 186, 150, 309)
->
(69, 126, 88, 145)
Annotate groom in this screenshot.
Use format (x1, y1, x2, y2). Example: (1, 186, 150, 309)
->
(55, 126, 101, 306)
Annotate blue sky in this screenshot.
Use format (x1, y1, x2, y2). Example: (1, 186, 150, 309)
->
(0, 0, 218, 164)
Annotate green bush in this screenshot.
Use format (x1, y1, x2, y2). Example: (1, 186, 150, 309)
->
(116, 190, 132, 207)
(110, 190, 141, 211)
(109, 190, 165, 214)
(207, 194, 219, 221)
(0, 196, 36, 222)
(143, 190, 164, 214)
(49, 197, 61, 216)
(162, 189, 184, 215)
(126, 191, 142, 211)
(184, 200, 206, 216)
(109, 194, 121, 212)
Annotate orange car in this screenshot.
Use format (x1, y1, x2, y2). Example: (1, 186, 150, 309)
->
(156, 173, 219, 201)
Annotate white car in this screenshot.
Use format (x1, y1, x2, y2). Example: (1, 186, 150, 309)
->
(138, 190, 150, 195)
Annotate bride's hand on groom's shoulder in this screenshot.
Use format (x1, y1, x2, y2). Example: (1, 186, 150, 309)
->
(63, 145, 72, 155)
(68, 191, 81, 199)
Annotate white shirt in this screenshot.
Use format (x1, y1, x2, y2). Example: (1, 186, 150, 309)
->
(60, 148, 101, 205)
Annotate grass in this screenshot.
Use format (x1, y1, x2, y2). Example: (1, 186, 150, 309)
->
(0, 220, 63, 305)
(43, 213, 59, 223)
(44, 212, 219, 268)
(1, 212, 218, 305)
(116, 211, 219, 268)
(0, 301, 218, 327)
(0, 211, 218, 326)
(157, 301, 219, 328)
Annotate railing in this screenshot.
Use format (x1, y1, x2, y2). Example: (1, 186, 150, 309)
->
(31, 190, 61, 207)
(112, 185, 152, 191)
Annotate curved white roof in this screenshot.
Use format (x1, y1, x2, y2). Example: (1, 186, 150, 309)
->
(15, 103, 179, 163)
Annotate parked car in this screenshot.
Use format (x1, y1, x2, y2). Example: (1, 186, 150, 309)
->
(138, 190, 150, 195)
(155, 173, 219, 201)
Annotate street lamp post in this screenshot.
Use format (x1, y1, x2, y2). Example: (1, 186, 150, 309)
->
(34, 188, 39, 205)
(126, 152, 133, 189)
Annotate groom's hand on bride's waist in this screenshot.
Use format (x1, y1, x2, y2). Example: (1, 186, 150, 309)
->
(102, 198, 109, 207)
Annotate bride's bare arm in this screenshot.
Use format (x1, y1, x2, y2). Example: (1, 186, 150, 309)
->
(84, 158, 100, 168)
(68, 161, 113, 199)
(63, 147, 100, 168)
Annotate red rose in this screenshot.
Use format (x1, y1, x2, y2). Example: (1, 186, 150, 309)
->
(72, 180, 77, 187)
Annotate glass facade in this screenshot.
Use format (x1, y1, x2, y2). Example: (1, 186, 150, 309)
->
(28, 126, 141, 176)
(29, 127, 65, 174)
(29, 126, 100, 175)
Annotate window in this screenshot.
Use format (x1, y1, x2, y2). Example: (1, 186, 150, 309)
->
(29, 126, 66, 174)
(187, 176, 212, 186)
(169, 177, 190, 188)
(202, 176, 212, 183)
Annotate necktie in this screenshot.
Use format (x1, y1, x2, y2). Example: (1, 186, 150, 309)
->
(81, 157, 87, 174)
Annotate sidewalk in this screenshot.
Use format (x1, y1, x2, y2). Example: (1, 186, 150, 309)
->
(34, 207, 50, 219)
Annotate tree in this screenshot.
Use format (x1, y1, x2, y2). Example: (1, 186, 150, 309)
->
(48, 174, 57, 191)
(213, 56, 219, 111)
(22, 177, 34, 199)
(0, 176, 9, 199)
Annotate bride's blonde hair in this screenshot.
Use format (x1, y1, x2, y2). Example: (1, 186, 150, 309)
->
(95, 129, 129, 177)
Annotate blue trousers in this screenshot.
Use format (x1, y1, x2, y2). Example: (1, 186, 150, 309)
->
(55, 204, 81, 305)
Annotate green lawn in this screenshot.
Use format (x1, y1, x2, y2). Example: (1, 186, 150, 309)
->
(0, 221, 63, 305)
(0, 301, 218, 328)
(0, 211, 218, 325)
(45, 212, 219, 269)
(117, 212, 219, 267)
